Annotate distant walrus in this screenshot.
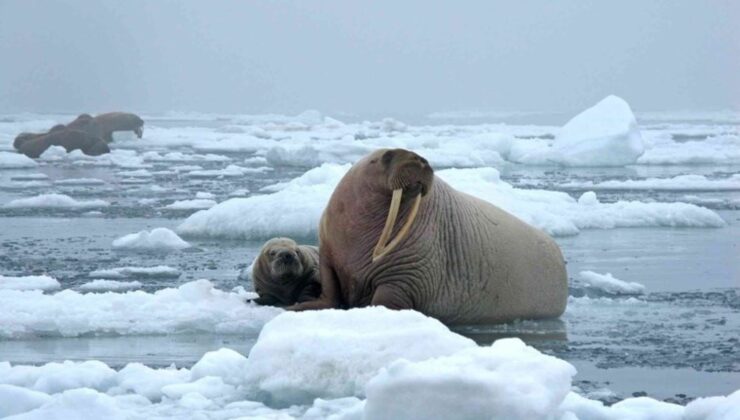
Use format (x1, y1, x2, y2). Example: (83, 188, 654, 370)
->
(92, 112, 144, 142)
(289, 148, 568, 324)
(251, 237, 321, 307)
(17, 129, 110, 158)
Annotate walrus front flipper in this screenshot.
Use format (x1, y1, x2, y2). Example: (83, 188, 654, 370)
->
(252, 294, 281, 306)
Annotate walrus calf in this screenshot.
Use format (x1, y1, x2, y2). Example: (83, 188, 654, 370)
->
(289, 148, 568, 325)
(251, 237, 321, 307)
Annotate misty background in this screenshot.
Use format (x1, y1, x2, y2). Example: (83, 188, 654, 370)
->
(0, 0, 737, 118)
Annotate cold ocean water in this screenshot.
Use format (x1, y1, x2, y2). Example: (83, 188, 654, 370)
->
(0, 106, 738, 418)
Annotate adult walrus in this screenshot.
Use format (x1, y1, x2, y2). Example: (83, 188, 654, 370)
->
(17, 129, 110, 158)
(289, 148, 567, 324)
(91, 112, 144, 142)
(251, 237, 321, 307)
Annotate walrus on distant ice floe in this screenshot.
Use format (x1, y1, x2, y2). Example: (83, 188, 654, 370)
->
(91, 112, 144, 142)
(16, 129, 110, 158)
(251, 237, 321, 307)
(288, 148, 568, 324)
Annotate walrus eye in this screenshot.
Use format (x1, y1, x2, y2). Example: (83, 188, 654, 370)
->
(381, 150, 394, 166)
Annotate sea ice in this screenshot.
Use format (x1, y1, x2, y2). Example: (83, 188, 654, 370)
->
(0, 279, 282, 339)
(4, 194, 109, 209)
(560, 174, 740, 191)
(0, 275, 61, 291)
(0, 152, 37, 169)
(78, 280, 143, 292)
(577, 271, 646, 295)
(244, 307, 476, 406)
(178, 164, 725, 240)
(88, 266, 181, 279)
(163, 199, 217, 210)
(513, 95, 645, 166)
(111, 228, 191, 251)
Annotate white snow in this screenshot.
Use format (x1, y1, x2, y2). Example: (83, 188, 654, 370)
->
(112, 228, 191, 251)
(638, 134, 740, 165)
(0, 275, 61, 291)
(0, 308, 737, 419)
(88, 266, 181, 279)
(0, 152, 37, 169)
(513, 95, 645, 166)
(4, 194, 109, 209)
(186, 165, 271, 178)
(577, 271, 646, 295)
(0, 279, 282, 339)
(244, 307, 476, 405)
(163, 199, 217, 210)
(78, 280, 143, 292)
(178, 164, 726, 240)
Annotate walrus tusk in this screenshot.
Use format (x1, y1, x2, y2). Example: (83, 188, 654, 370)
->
(372, 190, 422, 262)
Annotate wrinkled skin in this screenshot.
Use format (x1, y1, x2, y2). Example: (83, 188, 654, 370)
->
(251, 237, 321, 307)
(16, 129, 110, 158)
(289, 148, 568, 325)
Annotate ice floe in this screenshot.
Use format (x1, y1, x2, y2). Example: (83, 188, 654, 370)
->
(559, 174, 740, 191)
(4, 194, 109, 209)
(78, 280, 143, 292)
(0, 307, 737, 419)
(112, 228, 191, 251)
(0, 275, 61, 291)
(0, 279, 280, 339)
(163, 199, 217, 210)
(88, 266, 181, 279)
(576, 271, 646, 295)
(178, 164, 726, 239)
(0, 152, 37, 169)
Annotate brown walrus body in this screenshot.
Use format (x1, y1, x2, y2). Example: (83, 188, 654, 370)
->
(251, 237, 321, 307)
(17, 129, 110, 158)
(289, 148, 568, 325)
(91, 112, 144, 142)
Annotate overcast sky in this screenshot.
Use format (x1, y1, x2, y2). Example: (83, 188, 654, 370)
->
(0, 0, 737, 116)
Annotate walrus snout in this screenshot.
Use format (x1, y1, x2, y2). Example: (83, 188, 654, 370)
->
(383, 149, 434, 197)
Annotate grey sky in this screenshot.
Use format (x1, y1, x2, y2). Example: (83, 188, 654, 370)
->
(0, 0, 737, 116)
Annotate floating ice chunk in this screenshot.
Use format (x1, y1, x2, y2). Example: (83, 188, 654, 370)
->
(561, 174, 740, 191)
(0, 152, 37, 169)
(114, 363, 190, 401)
(190, 348, 249, 386)
(638, 134, 740, 165)
(9, 173, 48, 181)
(118, 169, 152, 178)
(244, 307, 475, 406)
(0, 280, 282, 339)
(186, 165, 271, 178)
(577, 271, 646, 295)
(684, 389, 740, 420)
(514, 96, 644, 166)
(112, 228, 191, 251)
(363, 338, 576, 420)
(0, 275, 60, 291)
(78, 280, 143, 292)
(88, 265, 181, 279)
(164, 199, 217, 210)
(0, 360, 117, 394)
(196, 191, 215, 199)
(178, 163, 350, 239)
(4, 194, 109, 209)
(179, 163, 726, 240)
(161, 376, 236, 401)
(6, 388, 126, 420)
(53, 178, 106, 186)
(0, 384, 52, 417)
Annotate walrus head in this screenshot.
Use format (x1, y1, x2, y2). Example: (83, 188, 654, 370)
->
(258, 237, 306, 280)
(365, 148, 434, 262)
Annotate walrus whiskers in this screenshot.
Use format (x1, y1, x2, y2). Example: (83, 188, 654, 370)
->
(372, 190, 421, 262)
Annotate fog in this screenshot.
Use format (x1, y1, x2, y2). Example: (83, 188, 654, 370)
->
(0, 0, 737, 117)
